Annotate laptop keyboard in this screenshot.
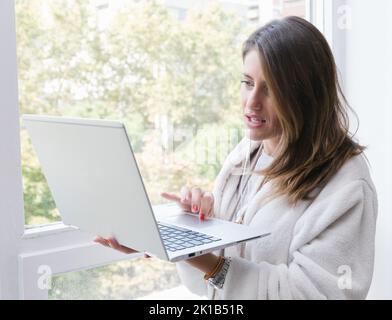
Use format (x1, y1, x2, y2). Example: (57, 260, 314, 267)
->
(157, 223, 221, 252)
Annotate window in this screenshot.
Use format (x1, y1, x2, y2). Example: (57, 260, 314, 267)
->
(49, 258, 181, 300)
(5, 0, 316, 300)
(17, 0, 309, 227)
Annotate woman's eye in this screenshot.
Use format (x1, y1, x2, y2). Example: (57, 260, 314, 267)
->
(241, 80, 254, 89)
(261, 84, 269, 96)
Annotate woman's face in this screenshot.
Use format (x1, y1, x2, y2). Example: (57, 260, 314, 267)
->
(241, 50, 281, 147)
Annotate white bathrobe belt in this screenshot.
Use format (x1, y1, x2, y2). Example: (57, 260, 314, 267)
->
(232, 141, 264, 224)
(211, 142, 265, 298)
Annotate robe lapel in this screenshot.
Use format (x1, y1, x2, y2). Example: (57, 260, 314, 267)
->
(212, 138, 262, 221)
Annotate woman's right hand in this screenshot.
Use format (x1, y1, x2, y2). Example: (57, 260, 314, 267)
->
(160, 186, 214, 221)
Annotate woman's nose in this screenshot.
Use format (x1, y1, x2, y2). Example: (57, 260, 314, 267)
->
(246, 91, 262, 111)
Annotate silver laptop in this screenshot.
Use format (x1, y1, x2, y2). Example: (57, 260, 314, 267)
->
(22, 115, 270, 262)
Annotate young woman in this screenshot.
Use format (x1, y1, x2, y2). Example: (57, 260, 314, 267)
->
(95, 16, 378, 300)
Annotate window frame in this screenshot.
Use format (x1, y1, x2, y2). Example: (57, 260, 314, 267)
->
(1, 0, 328, 300)
(0, 0, 24, 300)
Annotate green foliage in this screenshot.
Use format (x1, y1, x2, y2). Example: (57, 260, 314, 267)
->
(16, 0, 251, 299)
(17, 0, 249, 225)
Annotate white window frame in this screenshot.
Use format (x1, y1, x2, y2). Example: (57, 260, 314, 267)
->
(306, 0, 333, 45)
(0, 1, 24, 299)
(1, 0, 330, 300)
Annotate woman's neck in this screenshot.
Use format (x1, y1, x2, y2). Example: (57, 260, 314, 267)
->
(263, 137, 279, 157)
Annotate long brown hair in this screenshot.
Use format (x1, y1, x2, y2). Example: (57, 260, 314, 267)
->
(242, 16, 365, 206)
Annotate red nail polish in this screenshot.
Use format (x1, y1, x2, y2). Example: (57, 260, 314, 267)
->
(200, 213, 205, 221)
(192, 204, 198, 212)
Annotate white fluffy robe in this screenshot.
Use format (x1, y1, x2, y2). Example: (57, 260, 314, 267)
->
(176, 138, 378, 300)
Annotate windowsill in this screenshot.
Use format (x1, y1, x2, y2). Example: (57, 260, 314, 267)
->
(23, 221, 78, 239)
(22, 203, 180, 240)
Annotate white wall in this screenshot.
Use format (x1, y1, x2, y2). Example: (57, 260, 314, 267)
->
(332, 0, 392, 299)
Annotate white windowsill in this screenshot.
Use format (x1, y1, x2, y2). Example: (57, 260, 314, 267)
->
(22, 203, 180, 240)
(23, 222, 78, 239)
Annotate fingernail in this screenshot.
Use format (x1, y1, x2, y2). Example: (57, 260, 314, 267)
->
(199, 212, 205, 221)
(192, 204, 198, 212)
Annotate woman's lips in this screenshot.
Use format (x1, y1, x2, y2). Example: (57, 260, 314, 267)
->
(244, 115, 266, 128)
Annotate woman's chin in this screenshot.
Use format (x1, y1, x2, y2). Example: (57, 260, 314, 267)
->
(245, 128, 265, 141)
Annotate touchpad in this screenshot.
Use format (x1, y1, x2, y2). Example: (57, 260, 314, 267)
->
(161, 213, 223, 230)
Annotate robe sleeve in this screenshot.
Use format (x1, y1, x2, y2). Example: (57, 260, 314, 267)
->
(217, 179, 377, 299)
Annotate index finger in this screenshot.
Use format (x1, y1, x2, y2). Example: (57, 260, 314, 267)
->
(160, 191, 192, 212)
(160, 192, 181, 202)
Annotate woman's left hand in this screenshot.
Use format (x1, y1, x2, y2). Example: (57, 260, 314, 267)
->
(185, 253, 220, 274)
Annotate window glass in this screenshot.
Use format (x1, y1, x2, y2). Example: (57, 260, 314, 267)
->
(16, 0, 306, 300)
(48, 258, 192, 299)
(17, 0, 307, 226)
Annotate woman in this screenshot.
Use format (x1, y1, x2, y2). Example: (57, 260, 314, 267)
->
(95, 16, 378, 299)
